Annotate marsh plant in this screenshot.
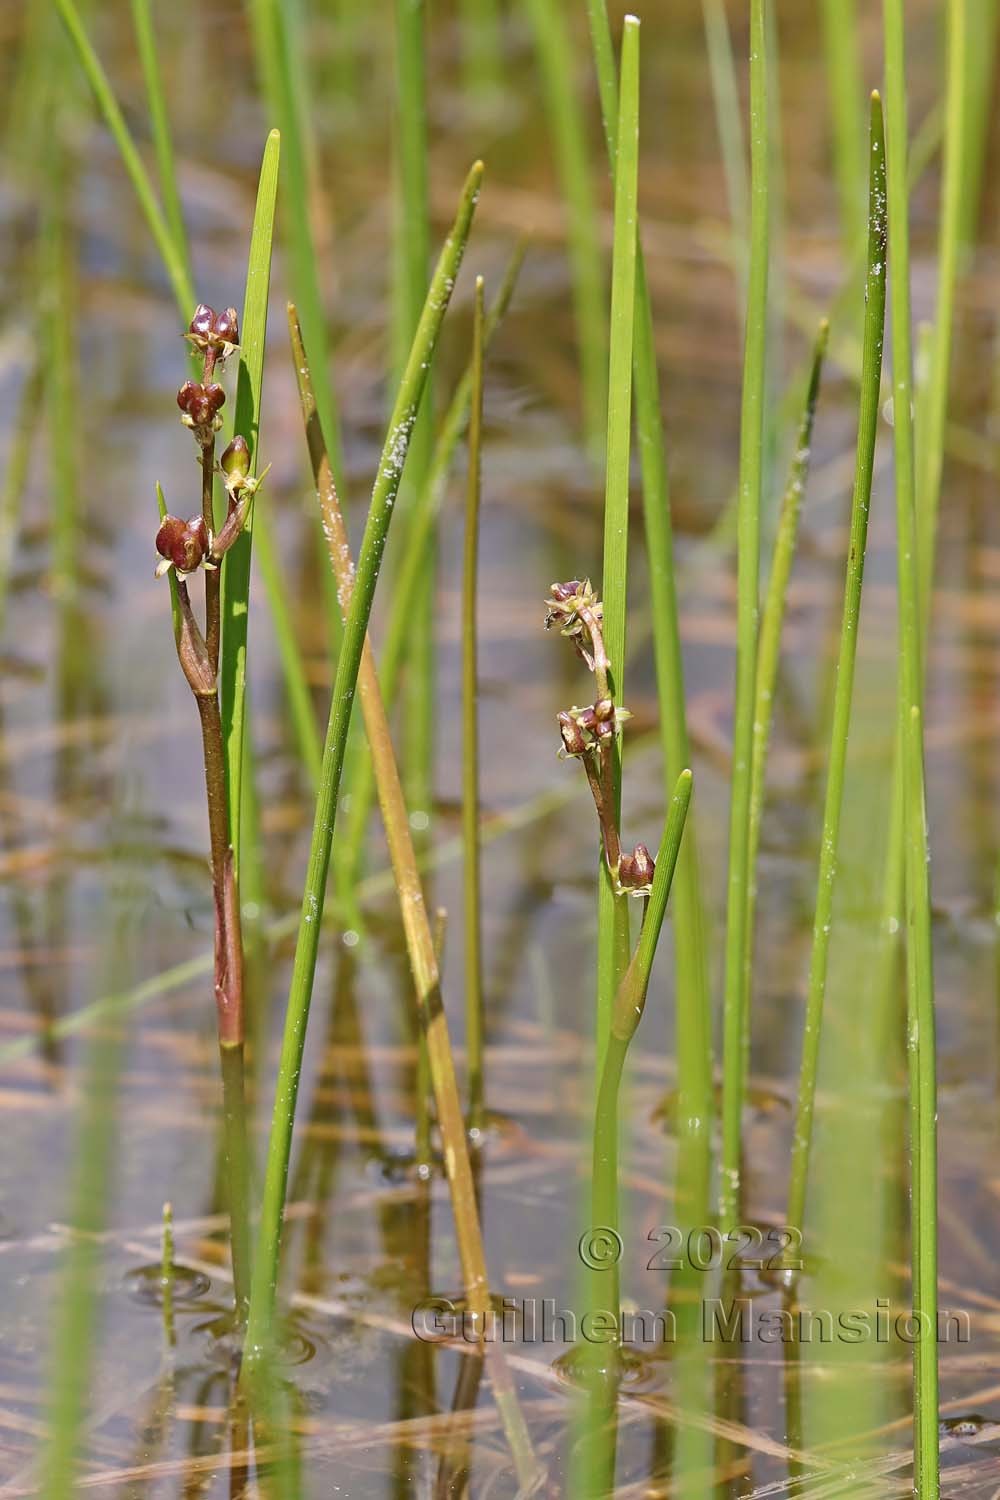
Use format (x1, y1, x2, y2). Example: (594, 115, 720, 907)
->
(24, 0, 979, 1492)
(155, 302, 266, 1322)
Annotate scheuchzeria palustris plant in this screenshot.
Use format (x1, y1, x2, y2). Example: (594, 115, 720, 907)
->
(153, 301, 268, 1320)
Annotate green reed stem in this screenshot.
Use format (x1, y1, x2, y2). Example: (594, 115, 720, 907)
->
(243, 163, 483, 1368)
(586, 0, 713, 1170)
(246, 0, 344, 483)
(917, 0, 967, 612)
(220, 131, 280, 869)
(879, 0, 968, 1017)
(591, 770, 693, 1342)
(524, 0, 607, 460)
(462, 279, 486, 1134)
(336, 246, 524, 908)
(786, 99, 886, 1240)
(128, 0, 190, 288)
(883, 3, 940, 1490)
(286, 296, 495, 1336)
(54, 0, 192, 318)
(595, 16, 640, 1069)
(719, 0, 769, 1230)
(459, 0, 503, 99)
(393, 0, 436, 840)
(701, 0, 749, 292)
(959, 0, 996, 254)
(819, 0, 865, 253)
(744, 319, 828, 1084)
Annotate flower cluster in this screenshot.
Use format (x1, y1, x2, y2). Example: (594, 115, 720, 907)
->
(155, 305, 267, 584)
(546, 579, 654, 897)
(184, 302, 240, 374)
(176, 379, 226, 441)
(155, 514, 209, 578)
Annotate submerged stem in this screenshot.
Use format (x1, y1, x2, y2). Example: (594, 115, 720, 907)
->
(786, 98, 886, 1242)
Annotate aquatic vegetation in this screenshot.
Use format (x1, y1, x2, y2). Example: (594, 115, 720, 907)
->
(6, 0, 988, 1494)
(155, 300, 261, 1319)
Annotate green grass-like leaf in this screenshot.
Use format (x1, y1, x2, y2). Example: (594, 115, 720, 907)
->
(882, 0, 940, 1489)
(220, 129, 281, 867)
(719, 0, 770, 1230)
(524, 0, 607, 459)
(585, 0, 713, 1180)
(785, 101, 885, 1239)
(242, 162, 484, 1367)
(595, 14, 640, 1066)
(55, 0, 194, 316)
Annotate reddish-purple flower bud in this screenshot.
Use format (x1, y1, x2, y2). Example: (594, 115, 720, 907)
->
(575, 705, 598, 735)
(550, 579, 583, 602)
(202, 382, 225, 416)
(619, 843, 655, 892)
(213, 306, 239, 346)
(155, 513, 209, 576)
(189, 303, 216, 342)
(177, 379, 199, 414)
(177, 380, 226, 427)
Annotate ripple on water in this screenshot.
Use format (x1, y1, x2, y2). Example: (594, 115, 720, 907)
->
(124, 1262, 212, 1308)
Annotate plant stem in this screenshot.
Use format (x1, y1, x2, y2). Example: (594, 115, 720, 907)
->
(786, 98, 886, 1240)
(242, 164, 484, 1368)
(596, 16, 640, 1071)
(819, 0, 865, 254)
(917, 0, 967, 613)
(219, 1040, 253, 1321)
(883, 1, 940, 1489)
(178, 622, 252, 1319)
(744, 319, 828, 1084)
(54, 0, 192, 317)
(220, 131, 280, 870)
(246, 0, 344, 484)
(524, 0, 607, 461)
(393, 0, 436, 842)
(336, 247, 525, 908)
(128, 0, 190, 287)
(719, 0, 770, 1230)
(701, 0, 750, 296)
(462, 278, 486, 1134)
(590, 770, 693, 1342)
(585, 0, 713, 1176)
(287, 298, 491, 1317)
